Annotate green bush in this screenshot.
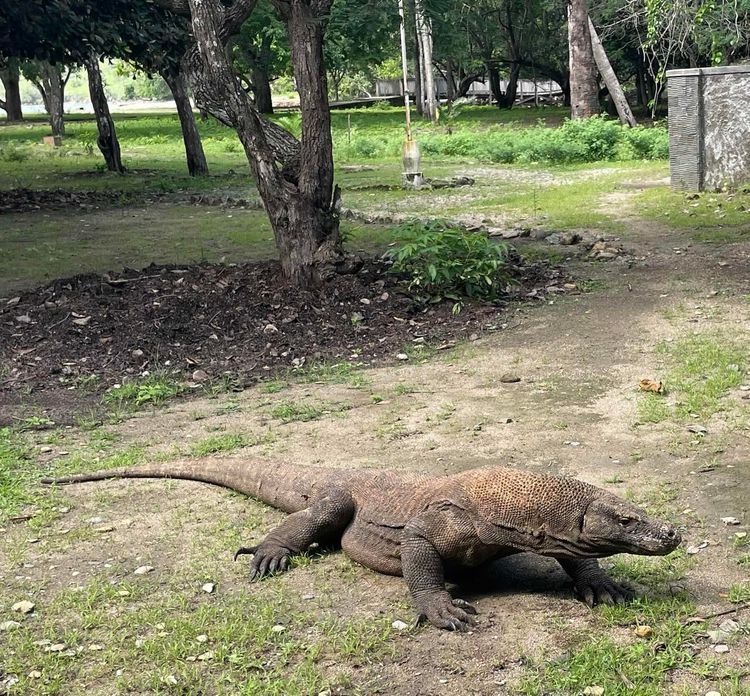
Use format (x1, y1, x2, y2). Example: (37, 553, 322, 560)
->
(386, 220, 513, 307)
(0, 145, 30, 163)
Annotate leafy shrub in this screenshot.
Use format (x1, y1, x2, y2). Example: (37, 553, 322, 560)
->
(0, 145, 30, 162)
(386, 220, 513, 307)
(104, 373, 183, 408)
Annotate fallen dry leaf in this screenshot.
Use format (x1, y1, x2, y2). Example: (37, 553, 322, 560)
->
(639, 379, 664, 394)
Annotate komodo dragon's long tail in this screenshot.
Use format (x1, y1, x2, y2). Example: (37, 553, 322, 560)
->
(41, 459, 347, 513)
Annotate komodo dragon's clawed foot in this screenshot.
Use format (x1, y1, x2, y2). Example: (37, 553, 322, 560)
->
(414, 592, 478, 631)
(573, 575, 633, 607)
(234, 544, 292, 581)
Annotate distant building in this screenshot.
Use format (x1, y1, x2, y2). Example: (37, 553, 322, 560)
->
(374, 77, 562, 104)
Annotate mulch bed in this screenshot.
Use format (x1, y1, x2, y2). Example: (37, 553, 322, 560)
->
(0, 257, 566, 424)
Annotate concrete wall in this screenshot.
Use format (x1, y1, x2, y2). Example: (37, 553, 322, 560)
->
(668, 65, 750, 191)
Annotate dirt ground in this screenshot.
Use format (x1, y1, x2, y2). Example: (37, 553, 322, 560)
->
(1, 181, 749, 695)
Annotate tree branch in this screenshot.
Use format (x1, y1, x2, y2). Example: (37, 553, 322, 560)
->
(222, 0, 259, 40)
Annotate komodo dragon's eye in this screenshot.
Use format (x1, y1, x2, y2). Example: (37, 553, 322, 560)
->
(618, 516, 635, 526)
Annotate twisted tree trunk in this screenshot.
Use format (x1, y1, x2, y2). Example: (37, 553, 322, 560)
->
(162, 67, 209, 176)
(30, 62, 68, 136)
(187, 0, 342, 287)
(85, 52, 124, 173)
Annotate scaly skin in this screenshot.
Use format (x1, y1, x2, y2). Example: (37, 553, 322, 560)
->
(44, 460, 682, 631)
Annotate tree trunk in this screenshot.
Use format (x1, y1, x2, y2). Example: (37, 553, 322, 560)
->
(187, 0, 342, 287)
(588, 17, 636, 127)
(498, 62, 521, 109)
(411, 0, 423, 116)
(445, 60, 455, 102)
(252, 64, 274, 114)
(84, 52, 124, 173)
(0, 61, 23, 121)
(414, 0, 437, 122)
(163, 68, 209, 176)
(567, 0, 599, 119)
(487, 62, 502, 106)
(33, 63, 67, 136)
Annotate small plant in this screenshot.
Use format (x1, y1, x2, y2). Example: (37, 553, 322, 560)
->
(270, 401, 326, 423)
(728, 582, 750, 603)
(103, 374, 183, 409)
(386, 220, 513, 307)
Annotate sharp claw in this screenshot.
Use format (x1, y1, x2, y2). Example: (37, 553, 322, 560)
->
(454, 599, 478, 615)
(268, 558, 279, 575)
(414, 613, 427, 628)
(234, 546, 258, 561)
(280, 556, 290, 571)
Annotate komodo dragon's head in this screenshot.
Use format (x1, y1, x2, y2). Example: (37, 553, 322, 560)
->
(581, 494, 681, 556)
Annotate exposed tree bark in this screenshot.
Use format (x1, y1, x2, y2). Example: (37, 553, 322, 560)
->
(0, 60, 23, 121)
(410, 0, 423, 116)
(498, 62, 521, 109)
(252, 63, 274, 114)
(487, 62, 502, 106)
(414, 0, 437, 122)
(567, 0, 599, 119)
(444, 59, 455, 102)
(186, 0, 342, 287)
(29, 62, 69, 136)
(456, 71, 482, 99)
(587, 17, 636, 127)
(84, 52, 124, 173)
(162, 68, 209, 176)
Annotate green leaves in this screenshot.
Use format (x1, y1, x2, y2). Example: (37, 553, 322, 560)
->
(386, 219, 513, 307)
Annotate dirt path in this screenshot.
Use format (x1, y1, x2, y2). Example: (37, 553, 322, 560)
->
(2, 190, 749, 695)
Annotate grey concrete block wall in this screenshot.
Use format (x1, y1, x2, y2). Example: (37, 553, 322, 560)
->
(667, 65, 750, 191)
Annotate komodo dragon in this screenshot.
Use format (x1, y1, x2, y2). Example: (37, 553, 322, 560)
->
(43, 460, 681, 631)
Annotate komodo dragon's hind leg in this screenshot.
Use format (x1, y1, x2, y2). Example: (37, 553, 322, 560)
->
(235, 489, 355, 580)
(558, 559, 634, 606)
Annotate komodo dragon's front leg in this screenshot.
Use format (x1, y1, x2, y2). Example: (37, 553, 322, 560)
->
(558, 558, 633, 606)
(235, 489, 355, 580)
(401, 508, 481, 631)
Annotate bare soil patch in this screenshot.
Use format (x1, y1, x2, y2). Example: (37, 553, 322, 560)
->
(0, 257, 563, 425)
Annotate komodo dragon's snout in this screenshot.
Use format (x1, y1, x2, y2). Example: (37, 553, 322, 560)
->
(582, 495, 681, 556)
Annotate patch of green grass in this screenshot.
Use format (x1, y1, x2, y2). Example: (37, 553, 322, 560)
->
(103, 373, 184, 410)
(659, 333, 746, 420)
(260, 381, 288, 394)
(393, 384, 418, 396)
(0, 427, 35, 519)
(0, 574, 397, 696)
(728, 582, 750, 603)
(188, 432, 274, 456)
(270, 401, 327, 423)
(518, 597, 699, 696)
(294, 362, 371, 388)
(518, 245, 568, 265)
(638, 187, 750, 235)
(637, 392, 671, 424)
(737, 554, 750, 569)
(627, 482, 680, 522)
(610, 548, 692, 591)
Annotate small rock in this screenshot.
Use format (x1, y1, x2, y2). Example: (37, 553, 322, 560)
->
(302, 594, 315, 600)
(469, 333, 479, 342)
(12, 600, 35, 614)
(87, 516, 105, 524)
(117, 590, 131, 597)
(0, 620, 22, 631)
(72, 316, 91, 326)
(7, 296, 20, 306)
(88, 643, 104, 651)
(16, 314, 32, 324)
(131, 349, 144, 358)
(583, 687, 605, 696)
(197, 651, 214, 661)
(271, 624, 286, 633)
(319, 691, 332, 696)
(360, 298, 371, 305)
(687, 424, 708, 434)
(634, 625, 653, 638)
(191, 369, 209, 383)
(718, 619, 740, 634)
(380, 292, 390, 301)
(44, 643, 66, 653)
(721, 517, 741, 526)
(396, 353, 409, 361)
(391, 620, 409, 631)
(196, 634, 208, 643)
(714, 644, 730, 654)
(39, 446, 53, 454)
(686, 545, 701, 555)
(164, 675, 179, 685)
(706, 692, 721, 696)
(500, 373, 521, 383)
(94, 526, 115, 533)
(28, 671, 42, 679)
(546, 231, 581, 246)
(201, 583, 215, 594)
(739, 385, 750, 391)
(735, 531, 748, 540)
(133, 565, 154, 575)
(263, 324, 278, 334)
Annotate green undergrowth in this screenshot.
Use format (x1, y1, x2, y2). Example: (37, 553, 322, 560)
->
(0, 577, 396, 695)
(637, 332, 747, 425)
(518, 597, 700, 696)
(188, 431, 275, 457)
(103, 373, 185, 410)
